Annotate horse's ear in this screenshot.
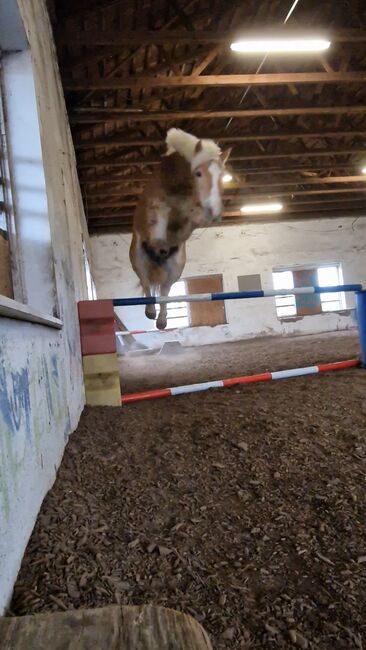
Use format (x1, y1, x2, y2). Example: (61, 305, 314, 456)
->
(221, 148, 232, 165)
(195, 140, 203, 154)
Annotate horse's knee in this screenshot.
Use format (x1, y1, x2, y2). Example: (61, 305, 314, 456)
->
(145, 304, 156, 320)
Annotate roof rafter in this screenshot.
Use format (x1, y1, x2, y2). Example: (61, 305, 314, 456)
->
(74, 129, 366, 149)
(70, 105, 366, 124)
(57, 28, 366, 46)
(64, 71, 366, 90)
(77, 149, 366, 169)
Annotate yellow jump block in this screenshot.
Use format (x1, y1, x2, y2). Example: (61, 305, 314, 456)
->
(82, 353, 121, 406)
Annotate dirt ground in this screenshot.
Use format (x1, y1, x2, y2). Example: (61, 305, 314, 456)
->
(11, 333, 366, 649)
(119, 331, 360, 393)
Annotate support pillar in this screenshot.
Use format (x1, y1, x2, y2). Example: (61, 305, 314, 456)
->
(356, 291, 366, 368)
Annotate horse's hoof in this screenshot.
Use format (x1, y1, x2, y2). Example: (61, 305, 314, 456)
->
(156, 316, 167, 330)
(145, 305, 156, 319)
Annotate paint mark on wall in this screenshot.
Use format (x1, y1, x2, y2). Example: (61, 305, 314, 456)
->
(0, 366, 31, 441)
(42, 355, 54, 418)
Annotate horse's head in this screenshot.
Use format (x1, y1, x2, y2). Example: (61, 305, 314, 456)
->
(165, 129, 231, 227)
(139, 196, 194, 266)
(191, 141, 231, 225)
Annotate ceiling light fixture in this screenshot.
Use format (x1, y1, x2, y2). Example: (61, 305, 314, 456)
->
(362, 167, 366, 174)
(240, 202, 284, 215)
(222, 173, 233, 183)
(230, 38, 331, 54)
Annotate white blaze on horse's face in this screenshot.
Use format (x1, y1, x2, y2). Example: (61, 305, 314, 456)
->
(193, 159, 223, 223)
(151, 213, 168, 242)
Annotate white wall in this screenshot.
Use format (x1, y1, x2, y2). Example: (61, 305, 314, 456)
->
(0, 0, 90, 612)
(91, 217, 366, 349)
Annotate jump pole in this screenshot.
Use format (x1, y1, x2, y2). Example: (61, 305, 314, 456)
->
(113, 284, 363, 307)
(116, 328, 180, 336)
(121, 359, 360, 404)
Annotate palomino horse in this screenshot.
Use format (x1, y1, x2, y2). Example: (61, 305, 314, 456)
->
(129, 128, 230, 329)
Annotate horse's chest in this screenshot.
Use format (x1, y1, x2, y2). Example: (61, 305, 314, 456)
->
(146, 198, 170, 239)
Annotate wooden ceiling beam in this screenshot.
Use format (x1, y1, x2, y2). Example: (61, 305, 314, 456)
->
(70, 105, 366, 123)
(89, 201, 366, 222)
(223, 206, 366, 217)
(81, 161, 357, 180)
(78, 163, 363, 185)
(74, 129, 366, 149)
(224, 187, 366, 199)
(190, 45, 223, 75)
(232, 163, 363, 175)
(87, 195, 366, 212)
(232, 174, 366, 188)
(63, 71, 366, 90)
(77, 148, 366, 170)
(62, 46, 135, 73)
(86, 190, 366, 214)
(80, 176, 147, 184)
(87, 207, 366, 231)
(57, 28, 366, 46)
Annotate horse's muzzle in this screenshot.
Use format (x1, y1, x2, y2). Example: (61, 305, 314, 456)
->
(204, 205, 222, 224)
(142, 241, 179, 265)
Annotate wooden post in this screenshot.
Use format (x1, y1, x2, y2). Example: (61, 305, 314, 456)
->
(0, 604, 213, 650)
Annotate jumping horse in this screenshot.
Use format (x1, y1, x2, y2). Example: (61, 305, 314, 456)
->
(129, 128, 230, 330)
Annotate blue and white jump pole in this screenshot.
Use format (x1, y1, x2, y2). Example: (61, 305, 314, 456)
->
(113, 284, 363, 307)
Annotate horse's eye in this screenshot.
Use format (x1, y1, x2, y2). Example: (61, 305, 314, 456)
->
(195, 170, 202, 178)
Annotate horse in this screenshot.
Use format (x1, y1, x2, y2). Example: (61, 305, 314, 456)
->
(129, 128, 230, 330)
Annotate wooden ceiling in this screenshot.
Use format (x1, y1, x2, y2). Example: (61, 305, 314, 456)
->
(51, 0, 366, 233)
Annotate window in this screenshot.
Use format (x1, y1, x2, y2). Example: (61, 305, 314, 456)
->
(273, 265, 345, 319)
(273, 270, 296, 318)
(0, 4, 59, 323)
(0, 91, 13, 299)
(157, 280, 189, 329)
(155, 274, 227, 329)
(317, 266, 346, 312)
(82, 240, 97, 300)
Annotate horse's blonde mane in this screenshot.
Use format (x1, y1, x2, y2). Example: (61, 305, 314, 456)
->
(165, 128, 221, 170)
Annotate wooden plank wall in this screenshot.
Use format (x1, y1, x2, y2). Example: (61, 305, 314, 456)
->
(187, 275, 226, 326)
(0, 230, 13, 298)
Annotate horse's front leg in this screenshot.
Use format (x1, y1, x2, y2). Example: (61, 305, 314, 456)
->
(143, 284, 156, 320)
(156, 247, 186, 330)
(156, 280, 173, 330)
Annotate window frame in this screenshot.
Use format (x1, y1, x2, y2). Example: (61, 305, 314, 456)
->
(0, 41, 62, 328)
(273, 263, 347, 320)
(156, 279, 190, 330)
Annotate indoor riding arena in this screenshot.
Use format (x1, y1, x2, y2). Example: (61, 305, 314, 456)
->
(1, 1, 366, 650)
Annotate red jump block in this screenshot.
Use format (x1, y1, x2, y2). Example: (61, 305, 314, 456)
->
(78, 299, 116, 355)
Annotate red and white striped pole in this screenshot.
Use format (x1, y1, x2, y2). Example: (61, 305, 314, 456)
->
(121, 358, 359, 404)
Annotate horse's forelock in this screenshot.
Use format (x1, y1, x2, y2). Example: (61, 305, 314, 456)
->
(191, 143, 222, 171)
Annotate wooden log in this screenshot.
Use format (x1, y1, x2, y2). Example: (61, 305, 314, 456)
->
(63, 71, 366, 90)
(70, 105, 366, 124)
(56, 28, 366, 46)
(74, 129, 366, 148)
(0, 604, 213, 650)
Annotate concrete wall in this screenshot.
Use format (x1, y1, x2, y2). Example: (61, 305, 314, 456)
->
(0, 0, 90, 612)
(91, 217, 366, 348)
